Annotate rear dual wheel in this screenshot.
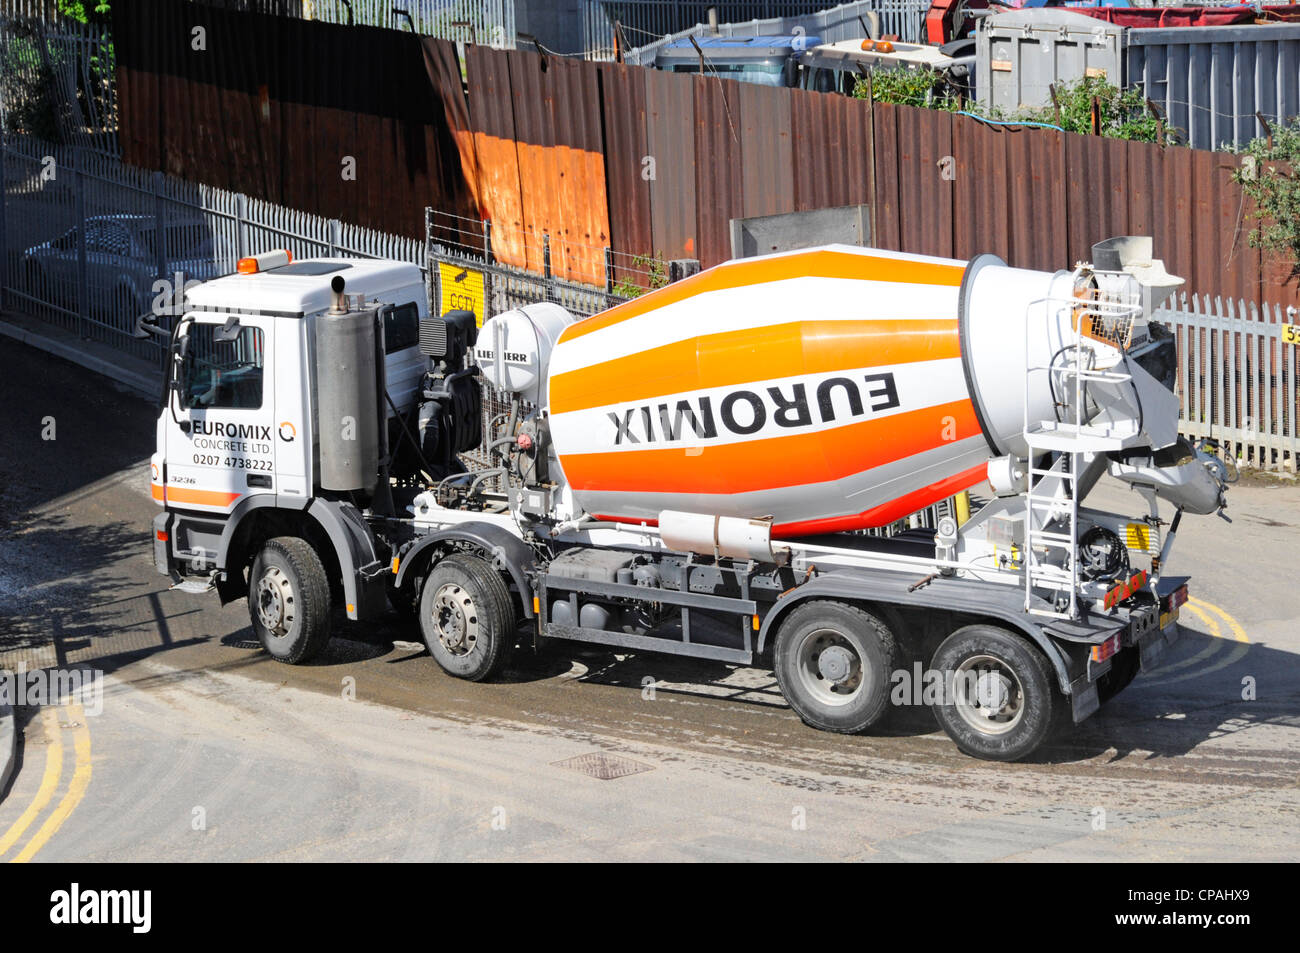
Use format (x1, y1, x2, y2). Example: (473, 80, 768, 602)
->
(774, 601, 897, 734)
(930, 625, 1066, 762)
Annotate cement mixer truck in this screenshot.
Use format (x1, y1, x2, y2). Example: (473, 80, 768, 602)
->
(141, 238, 1227, 761)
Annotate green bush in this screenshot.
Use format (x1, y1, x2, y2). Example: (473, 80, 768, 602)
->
(2, 27, 62, 142)
(1232, 119, 1300, 278)
(56, 1, 112, 24)
(852, 69, 1163, 144)
(1047, 75, 1162, 142)
(851, 67, 961, 111)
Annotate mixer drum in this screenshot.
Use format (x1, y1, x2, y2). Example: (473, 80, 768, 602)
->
(545, 245, 1070, 537)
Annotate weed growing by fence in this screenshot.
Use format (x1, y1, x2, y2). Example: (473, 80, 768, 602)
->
(1047, 76, 1162, 142)
(612, 253, 668, 299)
(1232, 119, 1300, 279)
(853, 70, 1162, 143)
(851, 68, 961, 111)
(55, 0, 112, 23)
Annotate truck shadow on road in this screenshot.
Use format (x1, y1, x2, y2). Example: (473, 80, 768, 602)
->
(1042, 631, 1299, 765)
(503, 626, 1299, 768)
(195, 610, 1298, 770)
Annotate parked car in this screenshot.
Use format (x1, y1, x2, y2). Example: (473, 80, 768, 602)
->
(22, 214, 218, 324)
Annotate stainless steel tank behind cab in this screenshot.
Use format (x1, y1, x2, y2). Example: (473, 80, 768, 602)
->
(315, 303, 380, 492)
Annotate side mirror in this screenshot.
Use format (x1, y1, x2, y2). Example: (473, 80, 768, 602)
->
(212, 315, 241, 342)
(134, 311, 166, 339)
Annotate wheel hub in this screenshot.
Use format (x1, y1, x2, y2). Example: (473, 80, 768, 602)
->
(817, 645, 855, 684)
(954, 654, 1025, 735)
(431, 584, 478, 657)
(796, 628, 864, 706)
(975, 672, 1011, 712)
(255, 566, 294, 637)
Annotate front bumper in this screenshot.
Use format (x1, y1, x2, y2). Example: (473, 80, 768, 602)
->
(152, 511, 172, 576)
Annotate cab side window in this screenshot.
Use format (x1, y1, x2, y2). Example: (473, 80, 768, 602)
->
(180, 324, 265, 410)
(384, 302, 419, 354)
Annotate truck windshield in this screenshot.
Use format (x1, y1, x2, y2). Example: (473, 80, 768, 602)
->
(179, 322, 265, 410)
(667, 62, 787, 87)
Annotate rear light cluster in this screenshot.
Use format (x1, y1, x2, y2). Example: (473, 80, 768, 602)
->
(1102, 569, 1148, 610)
(1160, 583, 1190, 613)
(1091, 632, 1121, 663)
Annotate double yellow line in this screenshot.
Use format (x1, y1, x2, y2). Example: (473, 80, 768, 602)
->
(1144, 597, 1251, 686)
(0, 703, 92, 863)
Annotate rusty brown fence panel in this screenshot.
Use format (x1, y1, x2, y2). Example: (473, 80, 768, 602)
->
(113, 0, 478, 242)
(598, 61, 654, 270)
(789, 89, 872, 215)
(645, 68, 699, 263)
(111, 2, 1300, 306)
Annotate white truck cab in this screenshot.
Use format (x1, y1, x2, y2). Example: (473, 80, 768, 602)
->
(148, 252, 429, 622)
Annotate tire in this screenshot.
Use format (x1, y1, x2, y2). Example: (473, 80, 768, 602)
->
(773, 601, 897, 734)
(419, 553, 515, 682)
(930, 625, 1065, 762)
(248, 537, 333, 664)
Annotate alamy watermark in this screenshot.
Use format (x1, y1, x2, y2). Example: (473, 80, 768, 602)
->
(0, 665, 104, 716)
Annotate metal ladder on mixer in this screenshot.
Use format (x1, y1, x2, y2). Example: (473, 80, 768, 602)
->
(1021, 278, 1141, 619)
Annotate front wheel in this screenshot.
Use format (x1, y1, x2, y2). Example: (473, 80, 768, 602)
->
(248, 537, 333, 664)
(773, 601, 897, 734)
(930, 625, 1064, 761)
(419, 553, 515, 682)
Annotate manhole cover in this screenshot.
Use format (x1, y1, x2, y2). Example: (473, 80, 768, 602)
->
(552, 751, 653, 781)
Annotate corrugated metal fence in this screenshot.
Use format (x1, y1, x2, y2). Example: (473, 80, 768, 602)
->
(113, 0, 483, 241)
(1127, 24, 1300, 151)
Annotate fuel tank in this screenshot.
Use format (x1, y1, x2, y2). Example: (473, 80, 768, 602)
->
(542, 244, 1118, 537)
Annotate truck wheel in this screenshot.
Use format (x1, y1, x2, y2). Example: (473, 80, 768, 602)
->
(930, 625, 1064, 762)
(248, 537, 333, 664)
(774, 601, 897, 734)
(419, 553, 514, 682)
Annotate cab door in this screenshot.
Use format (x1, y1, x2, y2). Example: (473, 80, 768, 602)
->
(158, 314, 277, 514)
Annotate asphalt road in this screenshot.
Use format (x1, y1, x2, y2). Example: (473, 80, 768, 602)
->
(1, 335, 1297, 862)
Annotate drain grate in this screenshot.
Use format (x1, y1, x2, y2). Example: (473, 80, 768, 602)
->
(552, 751, 654, 781)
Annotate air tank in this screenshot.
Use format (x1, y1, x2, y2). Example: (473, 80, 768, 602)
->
(533, 244, 1143, 537)
(316, 299, 380, 492)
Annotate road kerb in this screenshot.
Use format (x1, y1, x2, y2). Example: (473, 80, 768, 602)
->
(0, 703, 14, 802)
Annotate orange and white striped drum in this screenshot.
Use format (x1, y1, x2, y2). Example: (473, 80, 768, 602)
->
(546, 245, 1062, 538)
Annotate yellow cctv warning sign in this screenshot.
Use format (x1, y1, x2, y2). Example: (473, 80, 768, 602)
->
(438, 262, 485, 328)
